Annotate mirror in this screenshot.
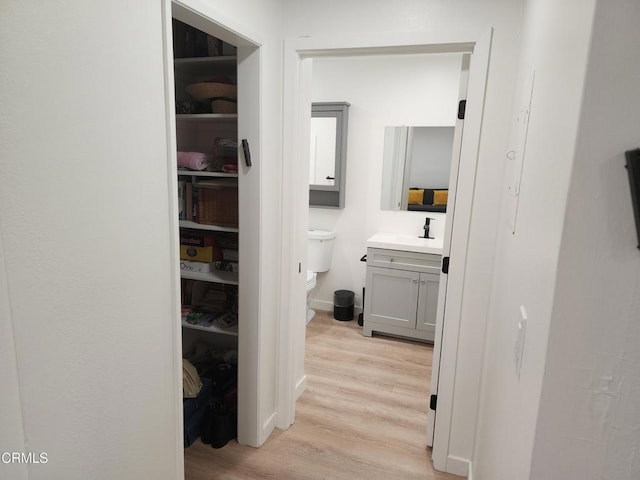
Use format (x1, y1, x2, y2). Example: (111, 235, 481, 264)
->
(309, 102, 350, 209)
(380, 126, 455, 212)
(309, 116, 337, 187)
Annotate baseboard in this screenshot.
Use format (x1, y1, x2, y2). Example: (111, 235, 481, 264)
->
(447, 455, 470, 477)
(259, 411, 278, 445)
(310, 299, 362, 315)
(294, 374, 307, 400)
(468, 459, 474, 480)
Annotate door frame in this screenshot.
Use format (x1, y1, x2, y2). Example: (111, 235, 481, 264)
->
(279, 29, 493, 475)
(162, 0, 268, 463)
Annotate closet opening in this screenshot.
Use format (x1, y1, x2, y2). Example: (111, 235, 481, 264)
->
(172, 14, 240, 453)
(164, 3, 264, 476)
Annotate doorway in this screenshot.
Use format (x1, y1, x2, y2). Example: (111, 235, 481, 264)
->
(279, 31, 492, 476)
(163, 0, 270, 474)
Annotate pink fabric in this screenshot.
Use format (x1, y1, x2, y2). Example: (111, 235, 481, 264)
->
(177, 151, 209, 171)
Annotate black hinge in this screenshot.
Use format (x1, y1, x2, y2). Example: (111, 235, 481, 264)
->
(442, 256, 450, 274)
(430, 394, 438, 411)
(458, 100, 466, 120)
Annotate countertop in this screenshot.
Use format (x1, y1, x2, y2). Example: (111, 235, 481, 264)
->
(366, 233, 444, 255)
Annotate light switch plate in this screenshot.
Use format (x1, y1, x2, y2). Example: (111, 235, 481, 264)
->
(514, 305, 528, 379)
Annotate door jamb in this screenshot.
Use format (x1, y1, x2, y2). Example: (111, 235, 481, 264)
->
(161, 1, 265, 472)
(279, 30, 493, 475)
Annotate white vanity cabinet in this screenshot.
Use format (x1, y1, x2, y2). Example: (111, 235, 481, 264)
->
(363, 247, 441, 342)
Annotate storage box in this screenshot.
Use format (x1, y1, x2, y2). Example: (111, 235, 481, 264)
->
(197, 186, 238, 228)
(214, 261, 239, 273)
(180, 260, 213, 273)
(180, 232, 216, 247)
(180, 245, 221, 263)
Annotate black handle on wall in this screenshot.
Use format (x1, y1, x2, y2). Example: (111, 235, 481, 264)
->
(242, 139, 252, 167)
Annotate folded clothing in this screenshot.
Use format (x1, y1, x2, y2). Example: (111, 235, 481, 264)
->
(178, 151, 210, 171)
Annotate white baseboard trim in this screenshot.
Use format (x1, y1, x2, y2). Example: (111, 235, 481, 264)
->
(468, 460, 474, 480)
(259, 411, 278, 445)
(447, 455, 470, 477)
(294, 374, 307, 400)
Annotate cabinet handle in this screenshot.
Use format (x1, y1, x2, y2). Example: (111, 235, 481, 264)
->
(412, 279, 418, 284)
(421, 280, 426, 285)
(389, 258, 394, 262)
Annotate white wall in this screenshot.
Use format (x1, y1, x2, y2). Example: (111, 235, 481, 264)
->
(0, 0, 283, 478)
(472, 0, 597, 478)
(530, 0, 640, 478)
(0, 2, 180, 478)
(0, 233, 28, 479)
(308, 53, 462, 311)
(285, 0, 525, 470)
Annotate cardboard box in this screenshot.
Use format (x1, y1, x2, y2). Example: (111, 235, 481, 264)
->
(213, 261, 239, 273)
(180, 260, 213, 273)
(180, 245, 221, 263)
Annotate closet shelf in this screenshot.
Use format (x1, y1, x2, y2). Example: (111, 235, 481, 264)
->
(181, 319, 238, 336)
(174, 56, 237, 76)
(179, 220, 239, 233)
(178, 169, 238, 178)
(176, 113, 237, 122)
(180, 269, 238, 285)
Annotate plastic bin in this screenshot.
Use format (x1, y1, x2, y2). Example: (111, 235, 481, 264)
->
(333, 290, 354, 321)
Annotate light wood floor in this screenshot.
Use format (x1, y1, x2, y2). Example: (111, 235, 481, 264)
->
(184, 310, 462, 480)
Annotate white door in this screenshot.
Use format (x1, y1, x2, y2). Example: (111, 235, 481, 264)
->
(428, 30, 493, 475)
(425, 54, 470, 447)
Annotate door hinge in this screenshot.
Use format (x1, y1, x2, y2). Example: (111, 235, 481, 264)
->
(442, 256, 450, 274)
(458, 100, 466, 120)
(430, 394, 438, 411)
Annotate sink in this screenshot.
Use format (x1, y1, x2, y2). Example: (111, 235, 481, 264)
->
(366, 232, 443, 255)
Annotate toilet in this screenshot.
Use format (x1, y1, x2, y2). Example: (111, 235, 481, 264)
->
(306, 229, 336, 324)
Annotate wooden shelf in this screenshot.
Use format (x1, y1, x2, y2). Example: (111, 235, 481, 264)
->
(180, 269, 238, 285)
(177, 169, 238, 178)
(181, 318, 238, 336)
(176, 113, 237, 122)
(179, 220, 238, 233)
(174, 56, 236, 76)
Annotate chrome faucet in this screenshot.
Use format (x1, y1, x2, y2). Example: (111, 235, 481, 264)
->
(422, 217, 434, 239)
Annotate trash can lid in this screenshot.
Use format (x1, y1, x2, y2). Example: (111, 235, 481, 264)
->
(334, 289, 354, 296)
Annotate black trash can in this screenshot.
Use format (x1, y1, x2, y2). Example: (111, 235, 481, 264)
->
(333, 290, 354, 321)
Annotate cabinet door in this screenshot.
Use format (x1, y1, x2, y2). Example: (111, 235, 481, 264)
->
(365, 266, 420, 329)
(416, 272, 440, 335)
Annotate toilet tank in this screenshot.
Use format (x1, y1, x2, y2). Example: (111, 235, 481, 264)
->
(307, 230, 336, 272)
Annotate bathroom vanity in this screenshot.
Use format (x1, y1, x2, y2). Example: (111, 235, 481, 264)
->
(363, 233, 443, 342)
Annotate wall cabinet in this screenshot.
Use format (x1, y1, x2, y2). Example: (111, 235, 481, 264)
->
(363, 247, 440, 342)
